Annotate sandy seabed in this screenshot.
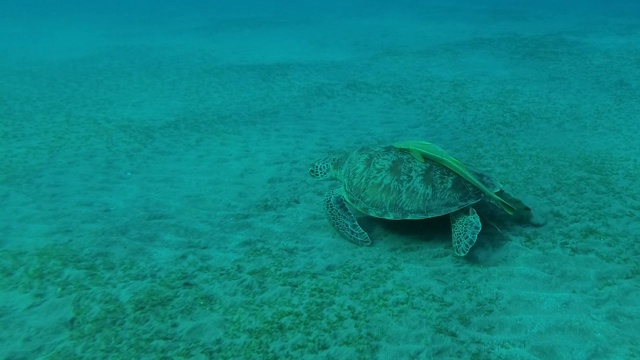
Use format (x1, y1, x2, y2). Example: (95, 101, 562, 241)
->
(1, 3, 639, 359)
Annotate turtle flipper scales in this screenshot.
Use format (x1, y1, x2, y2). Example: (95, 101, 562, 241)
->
(324, 189, 372, 246)
(450, 207, 482, 256)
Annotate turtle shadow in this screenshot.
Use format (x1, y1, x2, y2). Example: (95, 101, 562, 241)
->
(357, 206, 516, 256)
(358, 215, 451, 247)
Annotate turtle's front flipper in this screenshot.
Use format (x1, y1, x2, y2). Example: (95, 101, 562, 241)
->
(324, 190, 372, 246)
(450, 207, 482, 256)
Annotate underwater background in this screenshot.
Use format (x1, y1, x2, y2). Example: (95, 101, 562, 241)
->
(1, 0, 639, 358)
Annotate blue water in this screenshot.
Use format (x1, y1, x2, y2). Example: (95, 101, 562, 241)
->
(1, 1, 639, 359)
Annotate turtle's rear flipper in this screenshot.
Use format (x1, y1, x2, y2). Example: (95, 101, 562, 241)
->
(324, 190, 372, 246)
(450, 207, 482, 256)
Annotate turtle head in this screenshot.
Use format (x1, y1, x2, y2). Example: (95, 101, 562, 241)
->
(309, 156, 344, 180)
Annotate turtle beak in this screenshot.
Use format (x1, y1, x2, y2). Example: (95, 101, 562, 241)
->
(309, 162, 328, 179)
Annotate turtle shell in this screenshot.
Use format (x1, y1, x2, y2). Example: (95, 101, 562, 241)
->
(338, 145, 502, 219)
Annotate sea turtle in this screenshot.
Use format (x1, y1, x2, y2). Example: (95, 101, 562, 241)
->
(309, 140, 532, 256)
